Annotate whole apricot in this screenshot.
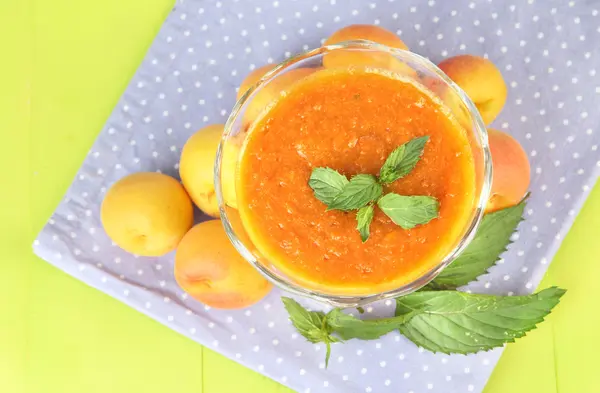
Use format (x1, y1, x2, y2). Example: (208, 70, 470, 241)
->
(174, 220, 272, 309)
(101, 172, 194, 256)
(179, 124, 238, 216)
(438, 55, 507, 125)
(323, 25, 411, 73)
(486, 128, 531, 213)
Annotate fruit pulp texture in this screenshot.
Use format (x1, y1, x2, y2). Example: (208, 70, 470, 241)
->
(238, 68, 476, 295)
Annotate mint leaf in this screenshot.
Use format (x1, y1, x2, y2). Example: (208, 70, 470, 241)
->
(356, 205, 375, 242)
(328, 174, 383, 211)
(379, 136, 429, 184)
(308, 167, 349, 206)
(377, 193, 439, 229)
(282, 297, 338, 367)
(326, 308, 410, 340)
(395, 287, 566, 354)
(427, 200, 527, 290)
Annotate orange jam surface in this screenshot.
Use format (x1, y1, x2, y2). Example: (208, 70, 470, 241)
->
(237, 68, 476, 295)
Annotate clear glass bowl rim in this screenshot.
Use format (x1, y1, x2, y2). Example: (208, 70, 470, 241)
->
(215, 40, 493, 308)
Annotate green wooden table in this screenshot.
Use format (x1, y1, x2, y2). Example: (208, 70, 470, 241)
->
(2, 1, 599, 392)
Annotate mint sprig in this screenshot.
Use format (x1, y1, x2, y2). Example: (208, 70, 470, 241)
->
(284, 287, 565, 363)
(308, 136, 438, 241)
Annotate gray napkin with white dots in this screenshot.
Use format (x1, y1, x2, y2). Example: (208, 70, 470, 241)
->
(33, 0, 600, 392)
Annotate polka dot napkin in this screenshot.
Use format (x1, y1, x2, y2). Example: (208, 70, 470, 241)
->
(34, 0, 599, 392)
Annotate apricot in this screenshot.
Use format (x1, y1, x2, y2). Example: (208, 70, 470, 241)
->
(243, 67, 317, 126)
(174, 220, 272, 309)
(101, 172, 194, 256)
(237, 64, 275, 100)
(323, 25, 412, 73)
(179, 124, 238, 217)
(438, 55, 507, 125)
(486, 128, 531, 213)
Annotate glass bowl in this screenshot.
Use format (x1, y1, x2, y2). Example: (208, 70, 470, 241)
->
(215, 40, 492, 308)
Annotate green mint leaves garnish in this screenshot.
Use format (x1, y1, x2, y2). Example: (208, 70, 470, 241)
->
(426, 198, 527, 290)
(308, 167, 349, 206)
(379, 135, 429, 184)
(308, 136, 438, 242)
(377, 194, 439, 229)
(283, 287, 565, 364)
(328, 174, 383, 211)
